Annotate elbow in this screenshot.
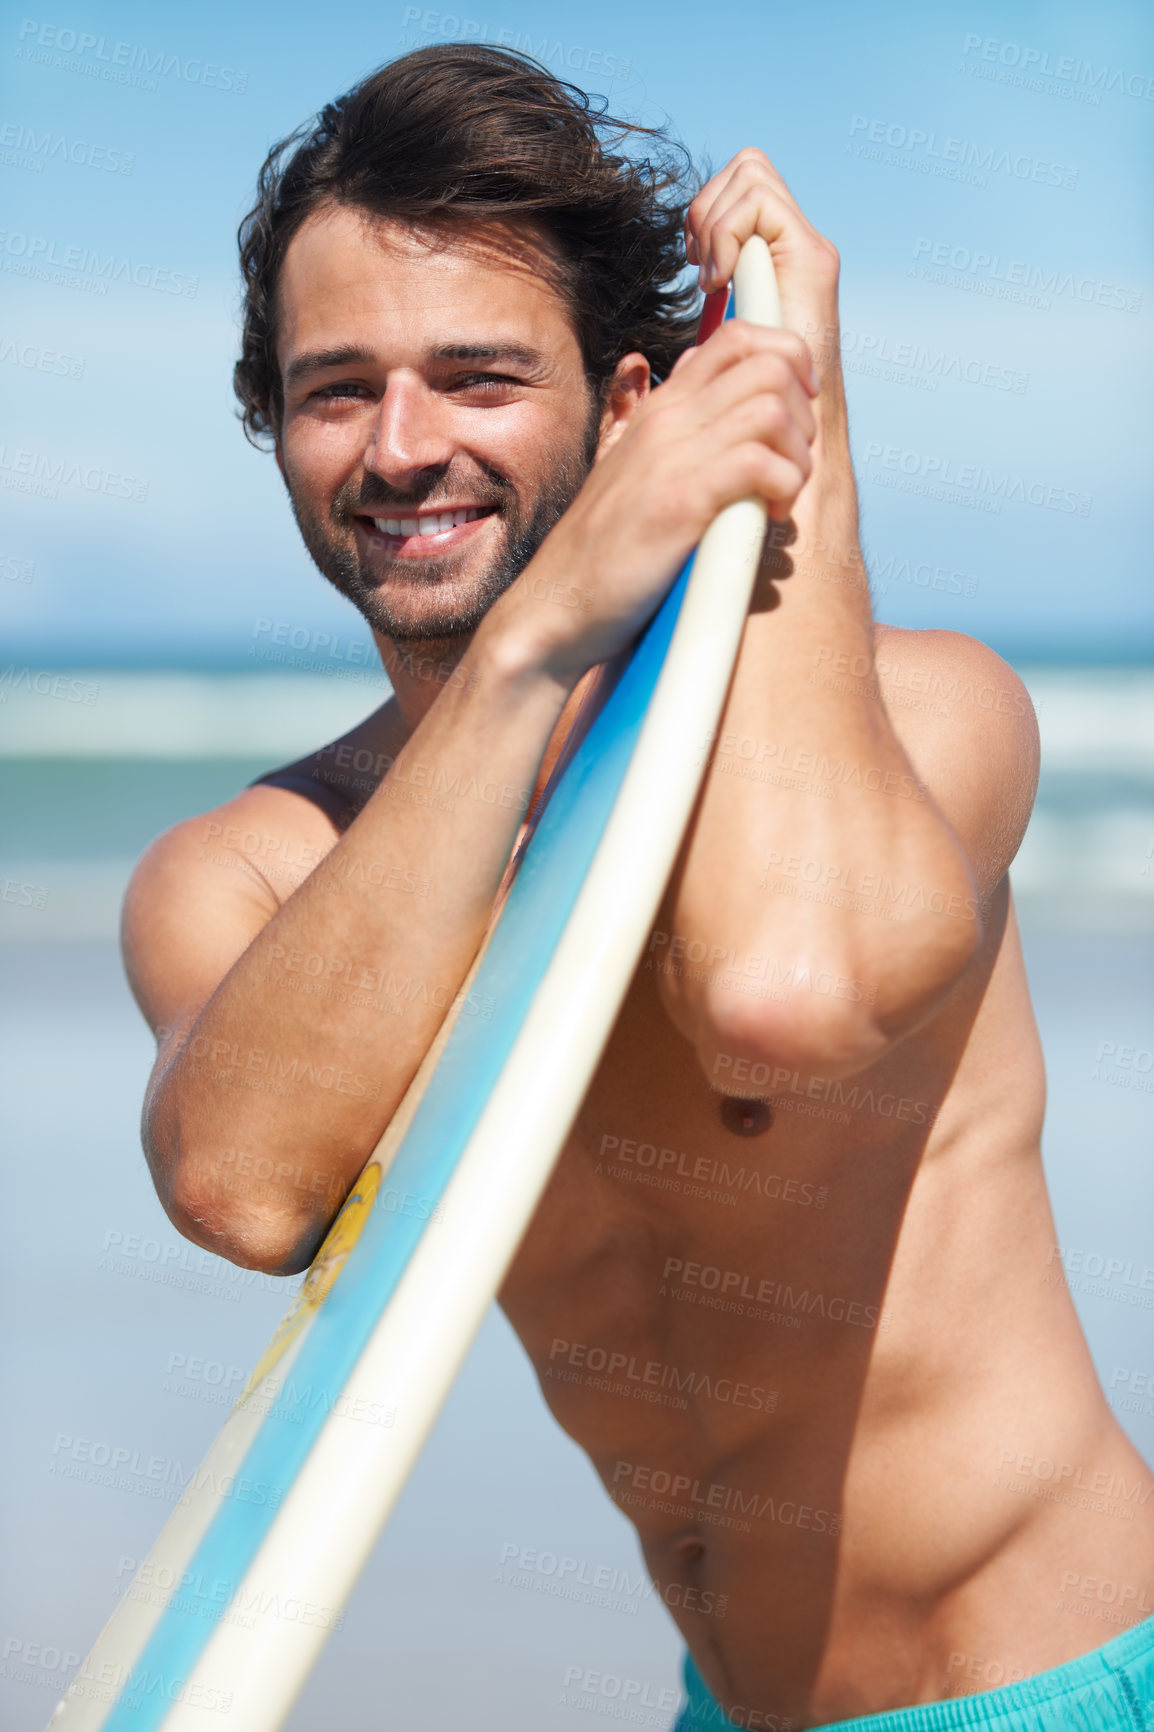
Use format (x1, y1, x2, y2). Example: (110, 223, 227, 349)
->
(698, 913, 980, 1092)
(142, 1075, 332, 1277)
(158, 1145, 327, 1278)
(700, 981, 888, 1094)
(168, 1176, 322, 1276)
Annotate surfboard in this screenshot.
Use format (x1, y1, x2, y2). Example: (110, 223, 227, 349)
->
(49, 234, 782, 1732)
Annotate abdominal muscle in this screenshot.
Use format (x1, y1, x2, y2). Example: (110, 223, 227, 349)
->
(499, 891, 1154, 1727)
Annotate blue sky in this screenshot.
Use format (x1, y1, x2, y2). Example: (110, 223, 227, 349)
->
(2, 0, 1152, 665)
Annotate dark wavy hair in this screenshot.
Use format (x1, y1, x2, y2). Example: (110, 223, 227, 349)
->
(233, 44, 703, 447)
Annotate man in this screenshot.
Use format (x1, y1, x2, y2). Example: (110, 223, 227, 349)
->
(122, 44, 1154, 1732)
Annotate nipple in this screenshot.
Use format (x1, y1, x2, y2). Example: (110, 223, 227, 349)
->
(720, 1097, 773, 1137)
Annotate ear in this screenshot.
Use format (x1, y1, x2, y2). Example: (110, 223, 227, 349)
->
(595, 352, 651, 461)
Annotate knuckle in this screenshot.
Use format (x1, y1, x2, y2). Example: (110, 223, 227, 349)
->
(688, 473, 722, 527)
(758, 396, 789, 436)
(760, 444, 800, 488)
(735, 441, 773, 485)
(715, 320, 749, 356)
(787, 333, 814, 370)
(814, 233, 841, 273)
(735, 180, 768, 208)
(747, 351, 791, 395)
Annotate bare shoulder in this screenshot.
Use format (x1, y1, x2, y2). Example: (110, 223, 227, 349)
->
(122, 695, 408, 1048)
(872, 624, 1040, 894)
(120, 779, 344, 1051)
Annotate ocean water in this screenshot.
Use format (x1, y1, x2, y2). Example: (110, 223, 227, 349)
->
(0, 669, 1151, 1730)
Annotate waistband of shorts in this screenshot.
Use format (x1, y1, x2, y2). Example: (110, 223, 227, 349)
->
(683, 1613, 1154, 1730)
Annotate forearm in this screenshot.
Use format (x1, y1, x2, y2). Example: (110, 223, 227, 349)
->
(148, 627, 576, 1271)
(657, 363, 979, 1080)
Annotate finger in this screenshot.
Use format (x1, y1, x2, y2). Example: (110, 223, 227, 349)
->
(703, 389, 816, 482)
(655, 371, 817, 503)
(654, 357, 817, 441)
(704, 152, 799, 215)
(687, 150, 800, 245)
(660, 323, 819, 401)
(677, 320, 817, 384)
(696, 184, 796, 293)
(681, 347, 818, 453)
(686, 155, 804, 281)
(696, 440, 811, 524)
(657, 359, 818, 452)
(686, 159, 769, 265)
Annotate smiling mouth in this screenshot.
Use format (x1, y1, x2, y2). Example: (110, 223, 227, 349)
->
(363, 505, 496, 540)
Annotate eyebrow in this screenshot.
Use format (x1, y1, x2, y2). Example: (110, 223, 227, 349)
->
(283, 345, 376, 388)
(283, 340, 546, 389)
(429, 343, 544, 368)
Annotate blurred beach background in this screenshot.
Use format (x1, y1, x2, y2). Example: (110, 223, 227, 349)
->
(2, 0, 1152, 1725)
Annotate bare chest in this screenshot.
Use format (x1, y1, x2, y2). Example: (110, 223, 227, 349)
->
(498, 957, 939, 1467)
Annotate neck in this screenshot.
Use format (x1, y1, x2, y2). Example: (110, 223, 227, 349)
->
(373, 628, 476, 731)
(373, 625, 606, 818)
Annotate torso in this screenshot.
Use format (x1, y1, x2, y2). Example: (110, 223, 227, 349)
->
(245, 687, 1154, 1729)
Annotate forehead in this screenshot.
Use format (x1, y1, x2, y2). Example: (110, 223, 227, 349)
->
(276, 205, 580, 368)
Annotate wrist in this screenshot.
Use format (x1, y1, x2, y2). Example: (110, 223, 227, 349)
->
(796, 302, 842, 373)
(774, 441, 865, 611)
(469, 601, 583, 711)
(795, 305, 849, 436)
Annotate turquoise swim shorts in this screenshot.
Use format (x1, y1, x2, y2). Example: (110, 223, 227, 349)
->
(674, 1614, 1154, 1730)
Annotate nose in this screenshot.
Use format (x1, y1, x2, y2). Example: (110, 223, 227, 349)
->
(363, 373, 456, 489)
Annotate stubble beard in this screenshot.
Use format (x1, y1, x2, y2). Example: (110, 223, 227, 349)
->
(285, 404, 602, 669)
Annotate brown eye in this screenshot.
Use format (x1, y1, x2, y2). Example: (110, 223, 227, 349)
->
(454, 373, 517, 392)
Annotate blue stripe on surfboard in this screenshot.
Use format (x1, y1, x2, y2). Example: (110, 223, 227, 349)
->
(100, 550, 696, 1727)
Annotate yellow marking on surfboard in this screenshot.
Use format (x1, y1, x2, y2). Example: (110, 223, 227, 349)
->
(240, 1160, 383, 1399)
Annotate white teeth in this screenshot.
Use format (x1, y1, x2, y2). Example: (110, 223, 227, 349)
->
(371, 507, 486, 537)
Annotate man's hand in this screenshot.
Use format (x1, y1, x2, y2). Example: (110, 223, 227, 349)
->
(485, 319, 819, 686)
(685, 147, 841, 342)
(484, 147, 849, 693)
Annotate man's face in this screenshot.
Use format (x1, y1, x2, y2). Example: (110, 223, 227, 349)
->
(276, 205, 604, 650)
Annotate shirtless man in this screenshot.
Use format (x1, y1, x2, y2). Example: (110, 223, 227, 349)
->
(121, 44, 1154, 1732)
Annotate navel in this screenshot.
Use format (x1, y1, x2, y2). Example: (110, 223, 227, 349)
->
(720, 1097, 773, 1137)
